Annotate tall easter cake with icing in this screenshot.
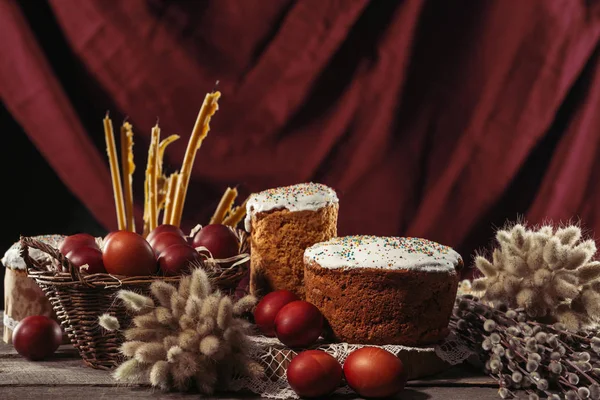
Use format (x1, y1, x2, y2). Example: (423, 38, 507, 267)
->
(304, 236, 462, 346)
(246, 183, 338, 298)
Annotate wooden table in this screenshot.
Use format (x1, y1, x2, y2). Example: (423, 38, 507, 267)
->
(0, 315, 501, 399)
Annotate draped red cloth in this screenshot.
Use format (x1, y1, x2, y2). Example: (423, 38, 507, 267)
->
(2, 0, 600, 271)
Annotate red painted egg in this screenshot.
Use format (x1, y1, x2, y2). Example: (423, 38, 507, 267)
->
(59, 233, 98, 256)
(275, 301, 323, 348)
(343, 347, 407, 398)
(12, 316, 63, 360)
(66, 246, 106, 274)
(254, 290, 300, 337)
(146, 224, 185, 245)
(158, 244, 201, 276)
(287, 350, 342, 397)
(103, 231, 156, 276)
(150, 232, 188, 256)
(192, 224, 239, 260)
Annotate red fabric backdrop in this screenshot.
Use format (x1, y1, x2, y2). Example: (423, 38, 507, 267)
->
(2, 0, 600, 270)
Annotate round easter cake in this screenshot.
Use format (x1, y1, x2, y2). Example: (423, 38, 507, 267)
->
(304, 236, 462, 346)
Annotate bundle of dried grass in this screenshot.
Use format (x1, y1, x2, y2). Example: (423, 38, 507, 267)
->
(99, 268, 261, 394)
(473, 223, 600, 330)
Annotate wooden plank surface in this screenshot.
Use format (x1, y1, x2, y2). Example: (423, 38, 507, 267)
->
(0, 386, 504, 400)
(0, 312, 501, 398)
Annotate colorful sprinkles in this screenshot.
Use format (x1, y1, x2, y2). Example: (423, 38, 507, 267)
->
(305, 235, 461, 273)
(245, 182, 338, 232)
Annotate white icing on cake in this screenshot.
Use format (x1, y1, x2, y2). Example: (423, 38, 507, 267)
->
(245, 183, 338, 232)
(304, 235, 461, 273)
(2, 235, 65, 270)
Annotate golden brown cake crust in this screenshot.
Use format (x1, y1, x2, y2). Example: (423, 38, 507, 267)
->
(304, 260, 459, 346)
(249, 204, 338, 298)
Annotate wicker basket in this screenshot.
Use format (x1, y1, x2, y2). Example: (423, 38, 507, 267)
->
(19, 229, 249, 370)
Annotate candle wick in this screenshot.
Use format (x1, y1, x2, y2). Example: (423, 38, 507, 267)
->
(105, 110, 110, 118)
(155, 116, 160, 126)
(123, 115, 129, 124)
(213, 80, 220, 92)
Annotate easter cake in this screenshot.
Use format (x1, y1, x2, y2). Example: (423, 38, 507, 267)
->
(304, 236, 462, 346)
(246, 183, 338, 298)
(2, 235, 64, 343)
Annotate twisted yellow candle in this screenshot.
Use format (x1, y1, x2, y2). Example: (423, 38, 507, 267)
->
(170, 91, 221, 226)
(222, 199, 248, 227)
(120, 122, 136, 232)
(163, 173, 179, 225)
(210, 187, 238, 224)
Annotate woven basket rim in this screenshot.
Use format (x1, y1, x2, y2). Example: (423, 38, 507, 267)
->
(20, 228, 249, 289)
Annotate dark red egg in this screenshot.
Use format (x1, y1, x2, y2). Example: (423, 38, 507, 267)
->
(102, 231, 156, 276)
(66, 246, 106, 274)
(150, 232, 188, 256)
(158, 244, 201, 276)
(254, 290, 300, 337)
(146, 224, 185, 245)
(275, 301, 323, 348)
(12, 315, 62, 361)
(343, 347, 407, 398)
(192, 224, 239, 260)
(59, 233, 98, 256)
(103, 230, 120, 245)
(287, 350, 342, 397)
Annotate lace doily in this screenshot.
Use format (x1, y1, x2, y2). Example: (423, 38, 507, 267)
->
(3, 314, 19, 331)
(230, 334, 474, 399)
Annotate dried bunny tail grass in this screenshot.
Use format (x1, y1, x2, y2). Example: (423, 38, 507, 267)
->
(473, 221, 600, 327)
(178, 329, 200, 351)
(99, 313, 120, 331)
(542, 237, 561, 267)
(118, 290, 154, 313)
(556, 304, 585, 331)
(124, 327, 170, 342)
(170, 349, 197, 380)
(178, 275, 192, 298)
(502, 275, 521, 297)
(472, 278, 488, 292)
(496, 230, 513, 247)
(135, 342, 167, 364)
(120, 341, 144, 357)
(578, 261, 600, 281)
(201, 294, 220, 319)
(113, 358, 147, 383)
(475, 256, 497, 278)
(510, 224, 527, 246)
(581, 290, 600, 318)
(113, 263, 261, 393)
(150, 361, 170, 390)
(170, 292, 186, 319)
(552, 277, 580, 299)
(184, 295, 203, 319)
(503, 254, 529, 277)
(151, 281, 177, 308)
(199, 335, 221, 357)
(163, 335, 179, 349)
(556, 226, 581, 246)
(155, 306, 176, 327)
(564, 240, 597, 270)
(217, 296, 233, 330)
(196, 317, 216, 337)
(233, 295, 256, 316)
(133, 312, 163, 329)
(190, 268, 211, 299)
